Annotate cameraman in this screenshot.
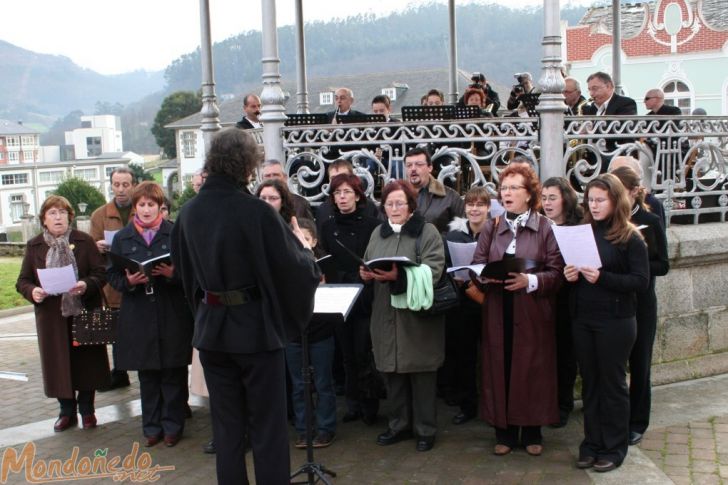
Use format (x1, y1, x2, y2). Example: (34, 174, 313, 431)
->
(459, 72, 500, 115)
(507, 72, 536, 111)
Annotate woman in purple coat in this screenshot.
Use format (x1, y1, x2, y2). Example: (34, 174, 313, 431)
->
(472, 164, 564, 456)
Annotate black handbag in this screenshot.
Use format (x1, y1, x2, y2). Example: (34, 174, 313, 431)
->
(71, 280, 119, 346)
(415, 231, 460, 316)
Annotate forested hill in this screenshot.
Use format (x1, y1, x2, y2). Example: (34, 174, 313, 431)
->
(164, 3, 587, 95)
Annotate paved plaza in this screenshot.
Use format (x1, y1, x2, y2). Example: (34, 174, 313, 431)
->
(1, 307, 726, 484)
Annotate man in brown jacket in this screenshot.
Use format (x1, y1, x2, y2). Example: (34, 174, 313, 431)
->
(405, 147, 464, 233)
(90, 166, 136, 390)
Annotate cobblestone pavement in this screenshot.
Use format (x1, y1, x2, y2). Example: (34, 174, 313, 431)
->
(1, 308, 726, 484)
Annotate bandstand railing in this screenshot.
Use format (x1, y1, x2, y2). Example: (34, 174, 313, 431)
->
(276, 115, 728, 226)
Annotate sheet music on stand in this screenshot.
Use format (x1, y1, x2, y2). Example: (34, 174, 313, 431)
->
(401, 105, 457, 122)
(284, 113, 330, 126)
(313, 284, 364, 323)
(336, 114, 386, 124)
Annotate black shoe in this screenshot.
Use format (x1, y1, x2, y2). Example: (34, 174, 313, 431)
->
(550, 412, 570, 428)
(185, 404, 193, 419)
(202, 439, 216, 454)
(576, 456, 595, 469)
(593, 459, 617, 473)
(342, 411, 361, 423)
(416, 436, 435, 452)
(452, 411, 476, 425)
(376, 429, 413, 446)
(629, 431, 643, 446)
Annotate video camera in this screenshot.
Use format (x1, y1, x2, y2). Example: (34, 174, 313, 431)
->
(470, 72, 486, 90)
(512, 72, 532, 96)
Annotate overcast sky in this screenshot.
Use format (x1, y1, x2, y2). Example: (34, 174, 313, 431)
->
(3, 0, 595, 75)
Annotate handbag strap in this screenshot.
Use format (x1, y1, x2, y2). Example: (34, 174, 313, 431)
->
(85, 277, 110, 309)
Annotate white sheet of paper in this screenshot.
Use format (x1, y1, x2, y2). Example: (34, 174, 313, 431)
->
(104, 230, 119, 246)
(446, 241, 478, 280)
(446, 263, 485, 275)
(37, 265, 77, 295)
(314, 285, 362, 319)
(551, 224, 602, 269)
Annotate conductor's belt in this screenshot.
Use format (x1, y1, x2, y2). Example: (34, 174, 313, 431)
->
(203, 286, 261, 306)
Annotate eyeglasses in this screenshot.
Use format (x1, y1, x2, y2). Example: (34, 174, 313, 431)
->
(260, 196, 281, 202)
(46, 209, 69, 218)
(644, 97, 655, 102)
(384, 201, 408, 209)
(465, 202, 489, 208)
(404, 161, 428, 169)
(587, 197, 609, 204)
(500, 185, 525, 193)
(333, 189, 355, 197)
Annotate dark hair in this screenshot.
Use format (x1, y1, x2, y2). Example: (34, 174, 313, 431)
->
(40, 195, 74, 228)
(463, 187, 491, 206)
(380, 180, 418, 215)
(371, 94, 391, 108)
(109, 166, 136, 185)
(542, 177, 583, 225)
(426, 89, 444, 101)
(587, 71, 613, 86)
(499, 163, 542, 211)
(583, 173, 640, 245)
(131, 181, 165, 207)
(296, 217, 317, 240)
(404, 146, 432, 167)
(329, 174, 366, 209)
(256, 179, 295, 223)
(205, 128, 261, 186)
(328, 159, 354, 176)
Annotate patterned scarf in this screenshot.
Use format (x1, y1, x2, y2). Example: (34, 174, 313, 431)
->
(43, 228, 82, 317)
(133, 213, 163, 246)
(504, 209, 531, 255)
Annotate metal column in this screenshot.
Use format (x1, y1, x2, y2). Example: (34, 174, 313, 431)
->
(447, 0, 459, 104)
(537, 0, 566, 181)
(612, 0, 623, 94)
(260, 0, 286, 162)
(198, 0, 221, 155)
(294, 0, 310, 114)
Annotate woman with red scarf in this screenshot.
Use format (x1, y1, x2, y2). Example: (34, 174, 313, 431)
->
(108, 181, 193, 447)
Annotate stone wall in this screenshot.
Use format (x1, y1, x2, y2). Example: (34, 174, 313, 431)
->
(653, 222, 728, 385)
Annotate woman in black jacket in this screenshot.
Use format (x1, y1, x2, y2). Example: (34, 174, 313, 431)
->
(610, 166, 669, 445)
(541, 177, 583, 427)
(319, 173, 383, 424)
(564, 174, 649, 472)
(441, 187, 490, 425)
(108, 181, 194, 448)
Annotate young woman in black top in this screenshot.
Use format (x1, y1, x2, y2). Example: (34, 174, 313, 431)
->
(610, 166, 669, 445)
(541, 177, 583, 428)
(564, 174, 649, 472)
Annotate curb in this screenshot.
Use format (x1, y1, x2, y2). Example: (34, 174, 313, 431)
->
(0, 306, 33, 319)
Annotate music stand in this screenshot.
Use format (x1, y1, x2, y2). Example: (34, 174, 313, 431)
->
(285, 113, 330, 126)
(335, 114, 387, 124)
(401, 105, 456, 121)
(520, 93, 541, 117)
(453, 105, 484, 119)
(290, 284, 363, 485)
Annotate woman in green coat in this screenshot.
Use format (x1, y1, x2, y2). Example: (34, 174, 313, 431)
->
(360, 180, 446, 453)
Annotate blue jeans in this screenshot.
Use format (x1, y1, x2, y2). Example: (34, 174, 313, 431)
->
(285, 336, 337, 436)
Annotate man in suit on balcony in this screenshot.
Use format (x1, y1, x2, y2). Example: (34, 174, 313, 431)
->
(235, 94, 262, 130)
(327, 88, 366, 123)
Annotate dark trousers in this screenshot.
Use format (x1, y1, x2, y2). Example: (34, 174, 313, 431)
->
(335, 314, 379, 417)
(137, 367, 188, 438)
(555, 309, 578, 419)
(200, 348, 290, 485)
(573, 314, 636, 465)
(384, 371, 437, 438)
(441, 304, 480, 415)
(629, 287, 658, 434)
(58, 391, 94, 416)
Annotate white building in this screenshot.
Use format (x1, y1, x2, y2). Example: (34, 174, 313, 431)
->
(64, 115, 124, 159)
(0, 155, 132, 228)
(0, 120, 41, 165)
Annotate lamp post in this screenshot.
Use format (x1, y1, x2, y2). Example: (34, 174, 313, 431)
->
(20, 201, 35, 242)
(76, 201, 91, 234)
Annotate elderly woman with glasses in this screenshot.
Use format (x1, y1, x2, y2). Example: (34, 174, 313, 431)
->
(360, 179, 446, 452)
(472, 164, 564, 457)
(16, 195, 110, 432)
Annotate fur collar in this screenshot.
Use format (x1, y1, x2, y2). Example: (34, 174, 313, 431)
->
(426, 176, 447, 197)
(380, 212, 426, 239)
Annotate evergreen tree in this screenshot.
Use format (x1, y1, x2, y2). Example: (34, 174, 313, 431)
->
(151, 91, 202, 158)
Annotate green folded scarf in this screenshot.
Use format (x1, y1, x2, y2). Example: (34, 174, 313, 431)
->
(391, 264, 433, 311)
